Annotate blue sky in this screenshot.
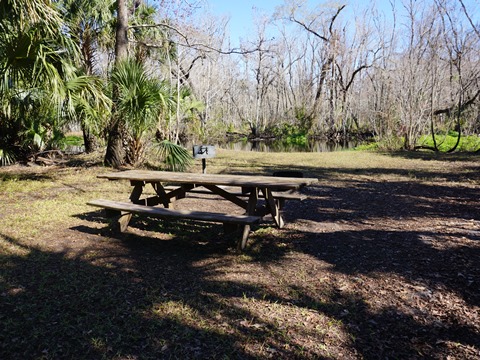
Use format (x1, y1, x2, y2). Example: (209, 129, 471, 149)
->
(206, 0, 480, 46)
(205, 1, 394, 45)
(206, 0, 286, 45)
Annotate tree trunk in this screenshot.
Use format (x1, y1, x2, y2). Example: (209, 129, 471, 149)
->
(81, 123, 98, 153)
(104, 120, 125, 167)
(115, 0, 129, 62)
(104, 0, 129, 168)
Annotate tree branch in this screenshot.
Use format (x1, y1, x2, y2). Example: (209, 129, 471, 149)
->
(345, 64, 371, 92)
(433, 88, 480, 116)
(458, 0, 480, 40)
(290, 5, 346, 42)
(128, 23, 263, 55)
(289, 17, 329, 42)
(329, 5, 346, 36)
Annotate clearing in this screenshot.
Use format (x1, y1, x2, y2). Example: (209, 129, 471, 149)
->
(0, 150, 479, 359)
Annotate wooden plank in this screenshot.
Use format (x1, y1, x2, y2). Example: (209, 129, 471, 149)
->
(247, 188, 259, 216)
(223, 223, 250, 250)
(159, 185, 306, 201)
(261, 188, 284, 228)
(98, 170, 318, 190)
(238, 224, 251, 251)
(87, 199, 261, 225)
(165, 184, 195, 201)
(117, 212, 132, 232)
(129, 181, 144, 203)
(151, 183, 172, 208)
(103, 208, 131, 232)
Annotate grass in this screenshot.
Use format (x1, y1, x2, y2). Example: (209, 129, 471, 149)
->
(354, 132, 480, 152)
(419, 131, 480, 152)
(64, 134, 84, 146)
(0, 149, 479, 359)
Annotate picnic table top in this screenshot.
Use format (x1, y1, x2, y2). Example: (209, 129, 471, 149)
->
(98, 170, 318, 190)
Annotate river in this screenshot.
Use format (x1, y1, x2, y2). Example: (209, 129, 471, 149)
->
(216, 139, 358, 152)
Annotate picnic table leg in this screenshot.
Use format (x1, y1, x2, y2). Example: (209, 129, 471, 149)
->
(247, 188, 259, 216)
(237, 224, 251, 251)
(129, 181, 161, 206)
(223, 223, 251, 251)
(104, 209, 132, 232)
(129, 181, 144, 203)
(152, 183, 174, 208)
(261, 188, 284, 228)
(218, 188, 258, 251)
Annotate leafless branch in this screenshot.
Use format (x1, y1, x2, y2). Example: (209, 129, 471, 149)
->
(458, 0, 480, 39)
(289, 17, 329, 42)
(289, 5, 346, 42)
(128, 23, 263, 55)
(434, 88, 480, 116)
(329, 5, 346, 36)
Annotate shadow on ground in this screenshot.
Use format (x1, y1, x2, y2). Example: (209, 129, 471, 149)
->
(1, 232, 278, 359)
(1, 157, 479, 359)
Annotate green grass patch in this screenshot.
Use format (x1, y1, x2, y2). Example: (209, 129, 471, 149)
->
(285, 134, 308, 146)
(419, 132, 480, 152)
(354, 142, 379, 151)
(64, 135, 84, 146)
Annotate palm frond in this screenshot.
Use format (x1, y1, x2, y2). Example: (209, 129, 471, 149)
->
(61, 74, 111, 140)
(155, 140, 193, 172)
(112, 59, 168, 140)
(0, 148, 16, 166)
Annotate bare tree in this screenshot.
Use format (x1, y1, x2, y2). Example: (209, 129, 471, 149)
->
(102, 0, 480, 152)
(430, 0, 480, 152)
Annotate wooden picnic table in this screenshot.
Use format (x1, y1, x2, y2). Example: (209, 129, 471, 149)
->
(90, 170, 318, 250)
(98, 170, 317, 227)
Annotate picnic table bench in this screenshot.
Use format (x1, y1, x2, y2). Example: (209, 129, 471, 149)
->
(87, 199, 261, 250)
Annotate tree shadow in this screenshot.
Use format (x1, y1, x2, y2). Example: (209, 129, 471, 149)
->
(1, 232, 265, 359)
(1, 225, 340, 358)
(0, 172, 54, 182)
(280, 226, 480, 357)
(238, 220, 479, 358)
(230, 162, 479, 358)
(4, 157, 478, 358)
(297, 180, 479, 223)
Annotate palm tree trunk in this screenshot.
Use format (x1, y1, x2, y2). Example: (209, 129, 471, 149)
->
(81, 123, 98, 153)
(104, 120, 125, 167)
(104, 0, 129, 168)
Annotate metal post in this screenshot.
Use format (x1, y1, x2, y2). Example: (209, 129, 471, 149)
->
(193, 145, 214, 174)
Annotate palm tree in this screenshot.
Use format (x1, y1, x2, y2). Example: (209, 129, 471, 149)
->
(0, 0, 73, 163)
(103, 0, 129, 168)
(60, 0, 116, 152)
(104, 0, 177, 168)
(111, 58, 175, 165)
(63, 75, 112, 149)
(0, 0, 110, 164)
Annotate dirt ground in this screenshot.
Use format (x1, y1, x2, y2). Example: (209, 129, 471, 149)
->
(0, 151, 479, 359)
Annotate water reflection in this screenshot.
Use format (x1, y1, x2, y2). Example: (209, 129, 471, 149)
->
(221, 139, 356, 152)
(64, 145, 85, 154)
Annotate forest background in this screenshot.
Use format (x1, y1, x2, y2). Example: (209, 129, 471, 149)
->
(1, 0, 479, 168)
